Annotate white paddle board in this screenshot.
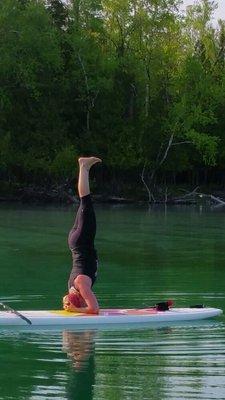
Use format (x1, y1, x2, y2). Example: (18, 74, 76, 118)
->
(0, 307, 222, 326)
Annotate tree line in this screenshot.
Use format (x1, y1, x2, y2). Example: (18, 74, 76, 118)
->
(1, 0, 225, 201)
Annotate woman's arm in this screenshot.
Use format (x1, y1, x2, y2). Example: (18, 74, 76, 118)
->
(63, 278, 99, 314)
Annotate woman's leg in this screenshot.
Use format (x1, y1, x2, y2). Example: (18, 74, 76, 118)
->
(64, 157, 101, 314)
(68, 157, 101, 250)
(78, 157, 101, 198)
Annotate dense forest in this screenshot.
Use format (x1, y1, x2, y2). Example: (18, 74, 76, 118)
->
(1, 0, 225, 203)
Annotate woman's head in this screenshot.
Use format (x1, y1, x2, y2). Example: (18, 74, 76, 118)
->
(63, 288, 85, 311)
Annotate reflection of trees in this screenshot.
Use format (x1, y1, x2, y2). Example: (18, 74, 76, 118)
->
(1, 321, 224, 400)
(0, 330, 96, 400)
(63, 330, 96, 400)
(0, 331, 66, 400)
(93, 329, 167, 400)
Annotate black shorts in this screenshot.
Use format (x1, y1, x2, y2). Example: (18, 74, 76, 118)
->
(67, 259, 98, 290)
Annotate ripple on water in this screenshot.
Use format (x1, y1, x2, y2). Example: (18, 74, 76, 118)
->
(1, 204, 225, 400)
(0, 321, 224, 400)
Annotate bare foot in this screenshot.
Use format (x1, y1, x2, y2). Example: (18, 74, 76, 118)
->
(78, 157, 102, 170)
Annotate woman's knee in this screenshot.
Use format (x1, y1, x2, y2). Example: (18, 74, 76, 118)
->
(74, 274, 92, 290)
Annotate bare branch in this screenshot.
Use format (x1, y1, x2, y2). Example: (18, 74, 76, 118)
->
(164, 186, 168, 203)
(171, 141, 192, 146)
(140, 131, 191, 202)
(77, 52, 90, 94)
(158, 133, 174, 166)
(140, 163, 155, 203)
(77, 52, 98, 132)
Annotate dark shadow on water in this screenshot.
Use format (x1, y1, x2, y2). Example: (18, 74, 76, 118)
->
(62, 330, 96, 400)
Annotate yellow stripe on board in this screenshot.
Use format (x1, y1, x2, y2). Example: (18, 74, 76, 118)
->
(50, 310, 85, 317)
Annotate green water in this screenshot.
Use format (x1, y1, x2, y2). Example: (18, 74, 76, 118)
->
(0, 204, 225, 400)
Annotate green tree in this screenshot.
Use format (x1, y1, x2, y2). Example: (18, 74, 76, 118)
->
(0, 0, 62, 183)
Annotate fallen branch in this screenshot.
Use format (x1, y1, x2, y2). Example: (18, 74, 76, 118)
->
(174, 186, 200, 200)
(174, 188, 225, 206)
(199, 193, 225, 205)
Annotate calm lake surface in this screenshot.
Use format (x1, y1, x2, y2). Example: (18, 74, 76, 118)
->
(0, 203, 225, 400)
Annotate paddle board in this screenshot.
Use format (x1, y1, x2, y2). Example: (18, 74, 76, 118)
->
(0, 307, 222, 326)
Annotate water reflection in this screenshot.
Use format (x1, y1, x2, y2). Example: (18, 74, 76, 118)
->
(0, 321, 225, 400)
(62, 330, 96, 400)
(1, 203, 225, 400)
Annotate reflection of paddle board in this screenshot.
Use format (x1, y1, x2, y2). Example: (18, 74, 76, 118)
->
(0, 307, 222, 326)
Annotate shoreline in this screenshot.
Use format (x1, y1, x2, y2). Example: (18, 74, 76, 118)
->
(1, 185, 225, 206)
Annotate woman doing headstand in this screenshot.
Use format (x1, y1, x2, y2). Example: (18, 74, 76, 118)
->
(63, 157, 101, 314)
